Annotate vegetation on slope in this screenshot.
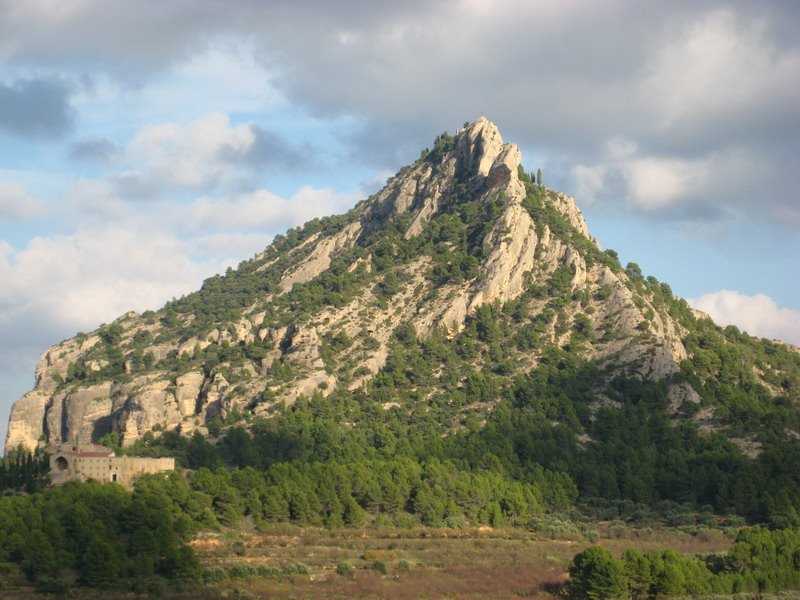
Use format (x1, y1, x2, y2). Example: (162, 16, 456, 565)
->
(4, 127, 800, 596)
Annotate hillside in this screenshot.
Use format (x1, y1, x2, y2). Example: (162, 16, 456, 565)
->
(6, 117, 800, 521)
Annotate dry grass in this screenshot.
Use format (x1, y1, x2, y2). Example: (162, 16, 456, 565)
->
(0, 525, 735, 599)
(193, 524, 732, 599)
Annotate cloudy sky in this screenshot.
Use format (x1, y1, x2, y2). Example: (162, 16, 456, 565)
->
(1, 0, 799, 442)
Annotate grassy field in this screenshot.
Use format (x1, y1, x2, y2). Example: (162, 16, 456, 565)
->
(190, 523, 732, 599)
(0, 523, 755, 599)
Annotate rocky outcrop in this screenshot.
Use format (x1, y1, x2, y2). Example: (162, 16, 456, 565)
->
(4, 117, 753, 453)
(550, 191, 590, 238)
(280, 222, 362, 292)
(175, 371, 205, 417)
(583, 264, 688, 380)
(117, 380, 182, 446)
(457, 116, 506, 177)
(474, 202, 538, 306)
(5, 391, 49, 451)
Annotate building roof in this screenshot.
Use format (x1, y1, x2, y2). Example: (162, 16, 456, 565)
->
(49, 442, 115, 458)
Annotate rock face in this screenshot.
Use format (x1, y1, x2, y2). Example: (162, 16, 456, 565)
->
(4, 117, 785, 453)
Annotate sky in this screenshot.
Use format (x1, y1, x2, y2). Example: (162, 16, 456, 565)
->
(1, 0, 799, 444)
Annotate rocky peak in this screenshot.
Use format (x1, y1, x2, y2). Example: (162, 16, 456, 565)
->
(363, 117, 526, 238)
(9, 116, 774, 454)
(454, 116, 524, 200)
(456, 117, 509, 176)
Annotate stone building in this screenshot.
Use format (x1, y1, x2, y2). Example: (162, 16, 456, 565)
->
(48, 442, 175, 489)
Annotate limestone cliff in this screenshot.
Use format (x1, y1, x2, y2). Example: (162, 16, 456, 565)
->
(4, 117, 788, 453)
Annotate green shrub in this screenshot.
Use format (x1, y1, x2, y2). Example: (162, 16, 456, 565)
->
(35, 576, 71, 595)
(203, 566, 227, 583)
(336, 561, 355, 578)
(372, 560, 388, 575)
(232, 539, 246, 556)
(281, 562, 309, 576)
(227, 563, 256, 579)
(255, 565, 280, 578)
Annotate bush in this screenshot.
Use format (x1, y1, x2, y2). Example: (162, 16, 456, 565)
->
(255, 565, 280, 578)
(227, 563, 256, 579)
(35, 576, 71, 595)
(336, 561, 355, 578)
(232, 540, 247, 556)
(203, 566, 227, 583)
(372, 560, 388, 574)
(281, 562, 309, 576)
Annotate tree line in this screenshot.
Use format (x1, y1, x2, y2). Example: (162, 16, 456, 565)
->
(568, 526, 800, 598)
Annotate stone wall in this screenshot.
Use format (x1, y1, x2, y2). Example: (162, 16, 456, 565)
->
(49, 444, 174, 489)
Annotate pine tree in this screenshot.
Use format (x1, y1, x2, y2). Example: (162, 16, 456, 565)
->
(569, 546, 628, 599)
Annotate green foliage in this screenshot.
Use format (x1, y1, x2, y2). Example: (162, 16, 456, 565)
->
(426, 131, 455, 164)
(336, 561, 355, 578)
(372, 559, 388, 574)
(110, 297, 796, 525)
(0, 445, 49, 492)
(98, 431, 121, 453)
(281, 562, 309, 576)
(176, 454, 546, 529)
(568, 546, 628, 599)
(681, 315, 800, 435)
(35, 576, 71, 595)
(573, 527, 800, 598)
(520, 185, 621, 273)
(98, 323, 124, 345)
(0, 476, 203, 590)
(548, 264, 575, 297)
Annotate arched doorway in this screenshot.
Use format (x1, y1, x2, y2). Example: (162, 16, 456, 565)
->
(54, 456, 69, 471)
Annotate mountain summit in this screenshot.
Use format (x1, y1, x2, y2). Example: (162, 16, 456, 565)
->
(5, 118, 798, 469)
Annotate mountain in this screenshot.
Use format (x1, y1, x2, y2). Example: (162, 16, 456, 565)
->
(5, 118, 800, 517)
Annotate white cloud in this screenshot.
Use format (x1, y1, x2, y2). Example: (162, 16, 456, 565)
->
(191, 232, 273, 259)
(2, 2, 798, 224)
(621, 156, 711, 209)
(67, 40, 283, 140)
(569, 151, 711, 211)
(119, 112, 256, 196)
(188, 186, 354, 232)
(0, 182, 45, 219)
(606, 137, 638, 160)
(570, 164, 607, 205)
(643, 10, 800, 141)
(74, 111, 313, 201)
(0, 177, 363, 343)
(570, 143, 771, 220)
(64, 179, 132, 222)
(688, 290, 800, 346)
(0, 227, 223, 334)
